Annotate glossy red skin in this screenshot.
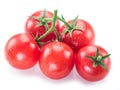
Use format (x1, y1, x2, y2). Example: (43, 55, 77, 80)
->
(76, 45, 111, 81)
(5, 33, 40, 69)
(39, 41, 75, 79)
(60, 19, 95, 52)
(25, 10, 60, 42)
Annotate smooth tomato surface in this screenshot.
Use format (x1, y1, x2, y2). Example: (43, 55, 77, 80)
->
(5, 33, 40, 69)
(76, 45, 111, 81)
(60, 19, 95, 52)
(39, 41, 75, 79)
(25, 10, 60, 42)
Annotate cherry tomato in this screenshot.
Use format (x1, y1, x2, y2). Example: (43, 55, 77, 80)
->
(5, 33, 40, 69)
(25, 10, 60, 42)
(76, 45, 111, 81)
(39, 41, 75, 79)
(59, 19, 95, 52)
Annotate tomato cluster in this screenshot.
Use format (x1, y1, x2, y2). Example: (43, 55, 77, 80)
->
(4, 10, 111, 82)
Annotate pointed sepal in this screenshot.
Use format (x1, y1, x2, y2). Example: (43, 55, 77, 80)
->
(86, 47, 111, 71)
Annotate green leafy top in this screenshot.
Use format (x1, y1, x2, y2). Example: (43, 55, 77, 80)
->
(32, 10, 59, 47)
(29, 9, 52, 31)
(87, 48, 111, 71)
(58, 15, 84, 37)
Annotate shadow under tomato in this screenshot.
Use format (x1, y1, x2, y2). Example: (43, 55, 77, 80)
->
(38, 66, 76, 84)
(74, 70, 109, 86)
(7, 62, 109, 85)
(7, 62, 75, 84)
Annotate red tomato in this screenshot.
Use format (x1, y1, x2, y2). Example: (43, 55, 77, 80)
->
(76, 45, 111, 81)
(25, 10, 60, 42)
(39, 41, 75, 79)
(59, 19, 95, 52)
(5, 33, 40, 69)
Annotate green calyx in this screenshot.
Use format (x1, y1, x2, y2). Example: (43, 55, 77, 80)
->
(87, 48, 111, 71)
(58, 15, 84, 37)
(30, 10, 61, 42)
(34, 10, 61, 47)
(38, 10, 59, 41)
(29, 9, 52, 31)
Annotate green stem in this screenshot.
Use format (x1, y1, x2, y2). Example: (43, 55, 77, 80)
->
(54, 28, 61, 41)
(96, 56, 102, 62)
(57, 16, 72, 29)
(37, 10, 58, 41)
(46, 18, 53, 21)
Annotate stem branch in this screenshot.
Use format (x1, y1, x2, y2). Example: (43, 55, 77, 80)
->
(37, 10, 58, 40)
(57, 16, 72, 29)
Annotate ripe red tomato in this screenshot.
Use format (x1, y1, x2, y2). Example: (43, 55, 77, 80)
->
(59, 19, 95, 52)
(76, 45, 111, 81)
(25, 10, 60, 42)
(5, 33, 40, 69)
(39, 41, 75, 79)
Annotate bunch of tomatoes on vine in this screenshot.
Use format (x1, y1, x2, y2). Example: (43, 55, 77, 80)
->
(4, 9, 111, 82)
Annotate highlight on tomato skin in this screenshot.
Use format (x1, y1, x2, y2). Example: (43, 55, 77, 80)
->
(4, 33, 41, 70)
(39, 41, 75, 79)
(75, 45, 111, 82)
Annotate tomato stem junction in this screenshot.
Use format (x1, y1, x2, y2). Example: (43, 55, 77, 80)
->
(37, 10, 58, 41)
(87, 48, 111, 71)
(58, 15, 84, 37)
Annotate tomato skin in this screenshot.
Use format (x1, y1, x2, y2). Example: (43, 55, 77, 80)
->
(60, 19, 95, 52)
(25, 10, 60, 42)
(76, 45, 111, 81)
(5, 33, 40, 69)
(39, 41, 75, 79)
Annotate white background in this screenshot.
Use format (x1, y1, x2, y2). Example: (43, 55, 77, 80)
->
(0, 0, 120, 90)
